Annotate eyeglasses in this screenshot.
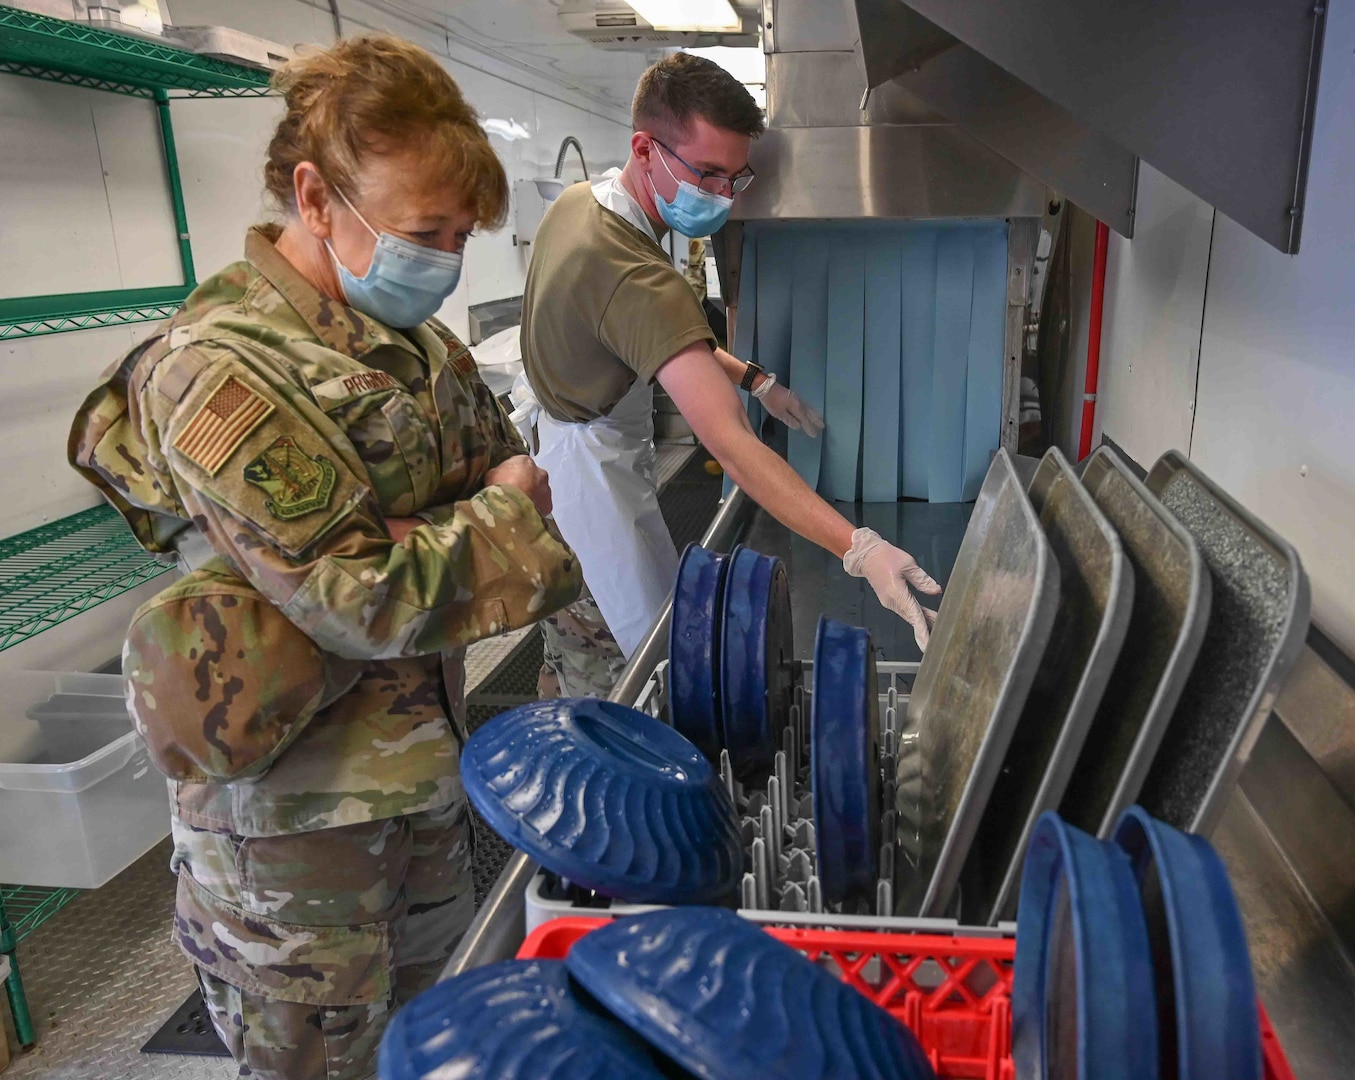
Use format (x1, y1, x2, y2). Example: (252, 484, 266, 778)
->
(652, 137, 755, 197)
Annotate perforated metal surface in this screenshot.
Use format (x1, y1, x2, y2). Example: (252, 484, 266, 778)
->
(659, 450, 726, 551)
(1140, 452, 1310, 834)
(0, 841, 234, 1080)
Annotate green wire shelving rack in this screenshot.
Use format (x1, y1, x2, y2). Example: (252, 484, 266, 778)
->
(0, 4, 273, 98)
(0, 505, 175, 1048)
(2, 883, 79, 1047)
(0, 9, 277, 1051)
(0, 505, 175, 1051)
(0, 885, 79, 944)
(0, 3, 275, 341)
(0, 504, 174, 653)
(0, 284, 192, 341)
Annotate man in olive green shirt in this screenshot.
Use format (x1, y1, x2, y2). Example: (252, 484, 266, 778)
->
(518, 53, 942, 698)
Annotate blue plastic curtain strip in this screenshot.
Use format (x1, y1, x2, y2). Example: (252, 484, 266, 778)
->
(733, 221, 1008, 504)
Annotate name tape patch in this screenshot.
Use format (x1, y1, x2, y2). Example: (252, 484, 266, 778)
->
(312, 369, 402, 410)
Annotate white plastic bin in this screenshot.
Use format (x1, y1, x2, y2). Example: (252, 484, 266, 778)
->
(0, 676, 168, 888)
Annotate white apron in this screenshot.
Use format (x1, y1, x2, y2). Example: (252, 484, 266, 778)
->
(510, 372, 678, 659)
(508, 169, 680, 658)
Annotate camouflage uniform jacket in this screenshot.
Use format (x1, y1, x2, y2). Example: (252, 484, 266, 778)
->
(69, 225, 582, 837)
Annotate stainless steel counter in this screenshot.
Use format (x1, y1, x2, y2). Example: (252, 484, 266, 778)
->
(1214, 790, 1355, 1080)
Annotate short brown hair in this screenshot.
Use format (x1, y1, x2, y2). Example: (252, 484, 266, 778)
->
(265, 35, 508, 228)
(632, 52, 764, 142)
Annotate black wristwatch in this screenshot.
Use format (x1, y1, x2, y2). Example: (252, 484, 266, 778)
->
(740, 360, 765, 392)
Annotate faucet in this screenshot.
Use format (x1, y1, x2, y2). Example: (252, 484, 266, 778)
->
(553, 136, 589, 180)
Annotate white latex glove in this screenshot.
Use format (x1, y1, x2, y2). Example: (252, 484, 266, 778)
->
(751, 372, 825, 437)
(842, 528, 943, 651)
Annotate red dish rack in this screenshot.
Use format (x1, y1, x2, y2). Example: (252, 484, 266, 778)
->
(519, 917, 1295, 1080)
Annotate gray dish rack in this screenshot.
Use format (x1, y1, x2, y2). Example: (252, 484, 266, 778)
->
(523, 658, 1012, 937)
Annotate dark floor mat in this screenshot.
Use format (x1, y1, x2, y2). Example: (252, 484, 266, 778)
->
(471, 807, 517, 907)
(140, 989, 229, 1057)
(467, 632, 544, 707)
(661, 449, 726, 551)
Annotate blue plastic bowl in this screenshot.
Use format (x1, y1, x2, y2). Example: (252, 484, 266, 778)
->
(1112, 806, 1261, 1080)
(462, 698, 742, 904)
(566, 906, 936, 1080)
(811, 616, 882, 906)
(720, 546, 795, 781)
(377, 959, 667, 1080)
(669, 543, 732, 763)
(1012, 811, 1159, 1080)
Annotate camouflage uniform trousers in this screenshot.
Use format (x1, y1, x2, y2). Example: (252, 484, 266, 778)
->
(537, 583, 627, 699)
(171, 798, 473, 1080)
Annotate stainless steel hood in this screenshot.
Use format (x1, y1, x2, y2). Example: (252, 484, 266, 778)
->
(731, 124, 1048, 222)
(847, 0, 1327, 254)
(732, 1, 1050, 222)
(740, 0, 1326, 253)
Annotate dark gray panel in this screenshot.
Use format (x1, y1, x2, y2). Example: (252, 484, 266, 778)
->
(741, 499, 973, 663)
(1240, 713, 1355, 960)
(1213, 794, 1355, 1080)
(1273, 647, 1355, 810)
(850, 0, 958, 88)
(1059, 446, 1211, 839)
(768, 0, 860, 53)
(961, 447, 1132, 925)
(766, 50, 948, 128)
(901, 0, 1327, 253)
(849, 0, 1138, 235)
(898, 450, 1061, 918)
(892, 45, 1138, 238)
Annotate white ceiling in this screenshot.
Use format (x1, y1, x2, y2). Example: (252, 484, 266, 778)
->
(350, 1, 647, 115)
(355, 0, 760, 115)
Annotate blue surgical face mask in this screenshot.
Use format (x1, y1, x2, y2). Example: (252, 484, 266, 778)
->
(647, 145, 734, 238)
(325, 186, 463, 329)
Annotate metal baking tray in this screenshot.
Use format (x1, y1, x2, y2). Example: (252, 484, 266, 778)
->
(1138, 450, 1310, 834)
(902, 449, 1061, 918)
(963, 447, 1133, 924)
(1058, 446, 1212, 837)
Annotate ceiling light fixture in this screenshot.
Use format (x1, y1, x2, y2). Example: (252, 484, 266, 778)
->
(625, 0, 741, 33)
(483, 118, 532, 142)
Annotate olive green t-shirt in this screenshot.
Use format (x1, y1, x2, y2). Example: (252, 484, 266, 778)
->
(521, 182, 717, 422)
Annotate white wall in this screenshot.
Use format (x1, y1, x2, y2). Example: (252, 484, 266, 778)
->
(1094, 163, 1216, 462)
(1092, 4, 1355, 655)
(0, 1, 635, 679)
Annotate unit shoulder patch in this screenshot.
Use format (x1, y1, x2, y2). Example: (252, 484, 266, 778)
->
(243, 435, 337, 520)
(448, 344, 476, 378)
(172, 374, 275, 476)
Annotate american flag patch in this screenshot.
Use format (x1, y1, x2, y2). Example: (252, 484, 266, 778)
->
(173, 375, 275, 475)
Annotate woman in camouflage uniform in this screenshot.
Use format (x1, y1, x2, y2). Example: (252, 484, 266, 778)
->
(68, 36, 581, 1080)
